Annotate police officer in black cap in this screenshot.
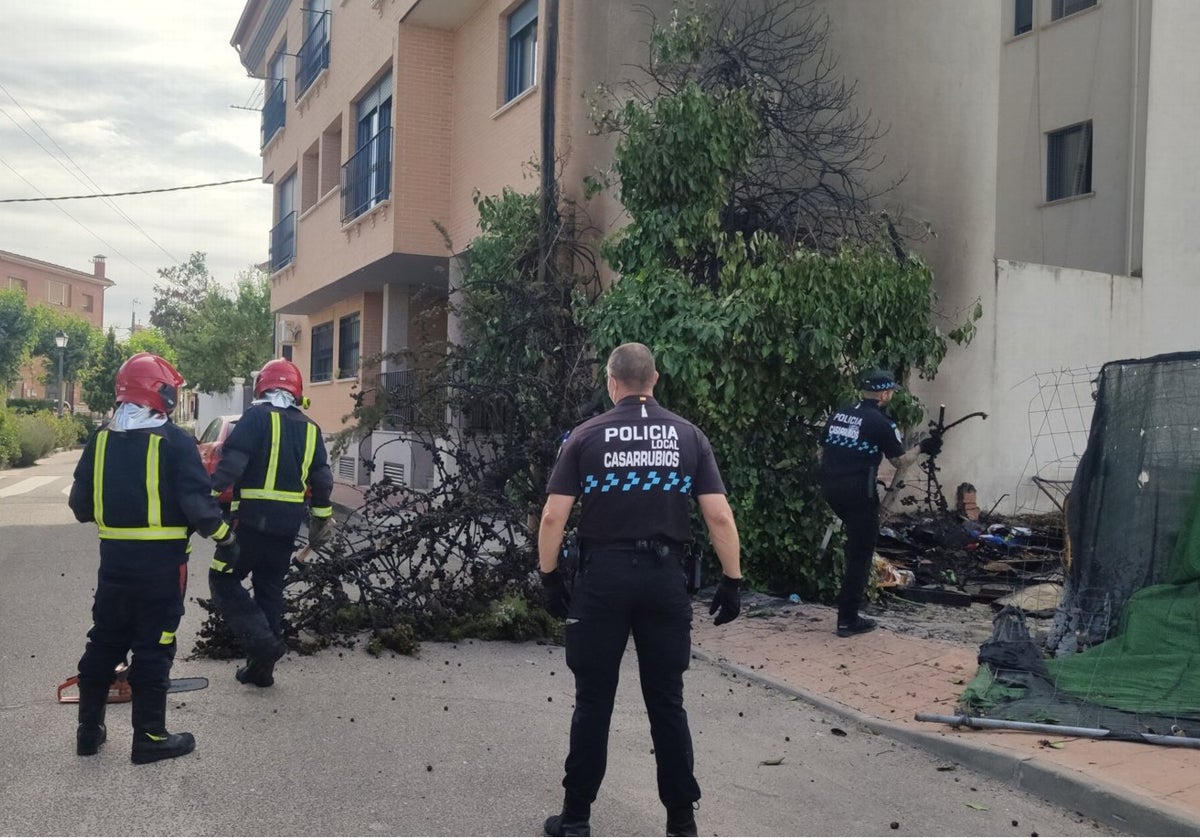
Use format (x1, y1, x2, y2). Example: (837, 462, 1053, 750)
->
(819, 368, 939, 637)
(537, 342, 743, 837)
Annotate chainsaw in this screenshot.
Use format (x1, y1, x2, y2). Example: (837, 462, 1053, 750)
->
(56, 662, 208, 704)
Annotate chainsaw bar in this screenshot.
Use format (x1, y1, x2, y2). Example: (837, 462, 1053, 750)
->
(57, 675, 209, 703)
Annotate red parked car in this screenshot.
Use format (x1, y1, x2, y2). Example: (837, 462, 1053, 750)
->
(196, 415, 239, 506)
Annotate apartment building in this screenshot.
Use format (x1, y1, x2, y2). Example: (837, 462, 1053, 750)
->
(815, 0, 1200, 512)
(2, 250, 112, 404)
(231, 0, 669, 486)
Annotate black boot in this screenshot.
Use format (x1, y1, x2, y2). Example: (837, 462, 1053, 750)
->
(130, 683, 195, 765)
(76, 677, 109, 756)
(836, 613, 878, 637)
(236, 637, 287, 687)
(666, 803, 698, 836)
(543, 792, 591, 836)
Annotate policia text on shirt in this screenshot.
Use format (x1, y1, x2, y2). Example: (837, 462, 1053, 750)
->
(537, 342, 743, 838)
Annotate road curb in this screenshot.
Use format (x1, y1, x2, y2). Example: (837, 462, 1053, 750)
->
(690, 647, 1200, 837)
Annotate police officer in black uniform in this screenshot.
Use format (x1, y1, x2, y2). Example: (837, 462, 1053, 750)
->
(209, 358, 334, 688)
(819, 369, 939, 637)
(70, 352, 238, 763)
(537, 342, 743, 838)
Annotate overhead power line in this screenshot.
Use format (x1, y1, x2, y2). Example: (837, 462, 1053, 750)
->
(0, 177, 261, 203)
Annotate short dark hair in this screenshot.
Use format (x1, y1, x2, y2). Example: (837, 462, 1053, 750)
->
(607, 342, 657, 391)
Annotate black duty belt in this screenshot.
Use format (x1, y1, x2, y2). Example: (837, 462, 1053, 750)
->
(582, 538, 688, 556)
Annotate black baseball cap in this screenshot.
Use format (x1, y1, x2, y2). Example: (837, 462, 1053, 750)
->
(859, 369, 900, 392)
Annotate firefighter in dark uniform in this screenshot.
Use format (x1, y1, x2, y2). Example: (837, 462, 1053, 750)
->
(537, 342, 743, 838)
(819, 369, 939, 637)
(69, 352, 238, 764)
(209, 358, 334, 688)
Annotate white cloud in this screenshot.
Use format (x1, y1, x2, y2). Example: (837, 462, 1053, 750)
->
(0, 0, 271, 337)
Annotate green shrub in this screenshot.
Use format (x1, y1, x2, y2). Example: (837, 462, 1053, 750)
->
(15, 412, 57, 466)
(0, 408, 19, 468)
(6, 398, 54, 414)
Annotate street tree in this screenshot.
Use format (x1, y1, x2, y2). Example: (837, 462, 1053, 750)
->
(174, 267, 273, 393)
(80, 329, 125, 416)
(149, 251, 217, 344)
(29, 306, 101, 403)
(0, 289, 35, 395)
(586, 2, 978, 596)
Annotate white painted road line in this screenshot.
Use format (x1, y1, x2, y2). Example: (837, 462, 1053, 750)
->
(0, 476, 62, 497)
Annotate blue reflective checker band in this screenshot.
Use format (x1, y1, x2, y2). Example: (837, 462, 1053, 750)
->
(825, 435, 881, 455)
(583, 471, 694, 494)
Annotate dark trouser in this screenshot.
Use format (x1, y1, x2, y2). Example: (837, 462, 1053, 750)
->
(208, 526, 294, 642)
(821, 474, 881, 623)
(562, 548, 701, 808)
(78, 542, 188, 689)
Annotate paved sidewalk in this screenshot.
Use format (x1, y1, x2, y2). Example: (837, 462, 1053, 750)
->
(690, 601, 1200, 836)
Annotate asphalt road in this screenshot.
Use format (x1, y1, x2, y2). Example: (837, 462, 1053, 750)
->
(0, 449, 1117, 836)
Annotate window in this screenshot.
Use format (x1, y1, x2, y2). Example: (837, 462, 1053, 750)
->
(338, 313, 360, 378)
(47, 280, 69, 306)
(311, 322, 334, 383)
(262, 45, 287, 147)
(505, 0, 538, 102)
(82, 293, 94, 313)
(270, 172, 297, 272)
(1047, 121, 1092, 202)
(281, 344, 294, 362)
(7, 276, 26, 294)
(297, 0, 330, 99)
(342, 71, 392, 220)
(1052, 0, 1096, 20)
(1014, 0, 1033, 35)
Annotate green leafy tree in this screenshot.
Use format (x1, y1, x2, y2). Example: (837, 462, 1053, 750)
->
(174, 268, 273, 393)
(0, 289, 35, 394)
(149, 251, 217, 344)
(80, 329, 125, 416)
(29, 306, 101, 403)
(586, 3, 978, 596)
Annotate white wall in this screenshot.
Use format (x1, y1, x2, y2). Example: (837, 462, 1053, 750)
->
(196, 378, 247, 438)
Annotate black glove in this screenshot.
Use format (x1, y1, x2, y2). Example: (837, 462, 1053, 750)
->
(708, 575, 742, 625)
(540, 568, 571, 620)
(919, 435, 943, 457)
(212, 533, 240, 573)
(308, 514, 334, 549)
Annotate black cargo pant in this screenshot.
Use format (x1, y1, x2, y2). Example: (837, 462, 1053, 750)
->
(821, 472, 880, 623)
(562, 547, 701, 808)
(208, 526, 294, 640)
(78, 542, 188, 689)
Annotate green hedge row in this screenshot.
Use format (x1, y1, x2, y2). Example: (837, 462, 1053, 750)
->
(0, 408, 92, 468)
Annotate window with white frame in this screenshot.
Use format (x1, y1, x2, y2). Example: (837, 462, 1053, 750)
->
(505, 0, 538, 102)
(1047, 121, 1092, 202)
(338, 312, 360, 378)
(1052, 0, 1096, 21)
(7, 276, 26, 294)
(47, 280, 69, 306)
(82, 293, 94, 313)
(311, 321, 334, 382)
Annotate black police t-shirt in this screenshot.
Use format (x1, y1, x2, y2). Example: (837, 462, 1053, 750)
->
(819, 398, 906, 479)
(547, 395, 725, 545)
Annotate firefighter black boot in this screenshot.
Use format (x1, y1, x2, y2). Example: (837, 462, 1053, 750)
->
(543, 792, 591, 836)
(236, 637, 287, 688)
(75, 677, 108, 756)
(130, 683, 195, 765)
(666, 803, 699, 836)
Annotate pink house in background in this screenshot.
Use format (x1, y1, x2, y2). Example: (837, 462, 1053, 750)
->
(2, 250, 112, 405)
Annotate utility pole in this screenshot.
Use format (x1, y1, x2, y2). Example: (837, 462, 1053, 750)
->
(131, 298, 141, 335)
(537, 0, 560, 288)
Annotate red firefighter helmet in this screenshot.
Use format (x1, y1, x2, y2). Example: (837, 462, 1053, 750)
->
(255, 358, 304, 400)
(114, 353, 185, 415)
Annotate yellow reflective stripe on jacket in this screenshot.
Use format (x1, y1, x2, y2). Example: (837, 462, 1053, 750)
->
(93, 430, 108, 527)
(211, 521, 230, 541)
(240, 488, 307, 503)
(98, 526, 189, 540)
(159, 630, 176, 645)
(238, 413, 316, 505)
(146, 434, 163, 527)
(210, 556, 232, 573)
(300, 422, 316, 485)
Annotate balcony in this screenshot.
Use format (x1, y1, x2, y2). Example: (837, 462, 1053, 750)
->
(378, 369, 510, 434)
(269, 211, 296, 273)
(296, 15, 330, 99)
(341, 126, 392, 222)
(261, 77, 286, 147)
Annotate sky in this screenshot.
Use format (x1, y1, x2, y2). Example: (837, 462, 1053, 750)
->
(0, 1, 271, 338)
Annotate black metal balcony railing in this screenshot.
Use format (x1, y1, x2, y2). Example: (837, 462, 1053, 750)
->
(341, 125, 392, 222)
(296, 15, 330, 99)
(269, 211, 296, 273)
(261, 77, 286, 147)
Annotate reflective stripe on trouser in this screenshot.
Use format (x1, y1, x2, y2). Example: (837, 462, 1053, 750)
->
(563, 549, 700, 807)
(78, 546, 187, 688)
(208, 527, 294, 642)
